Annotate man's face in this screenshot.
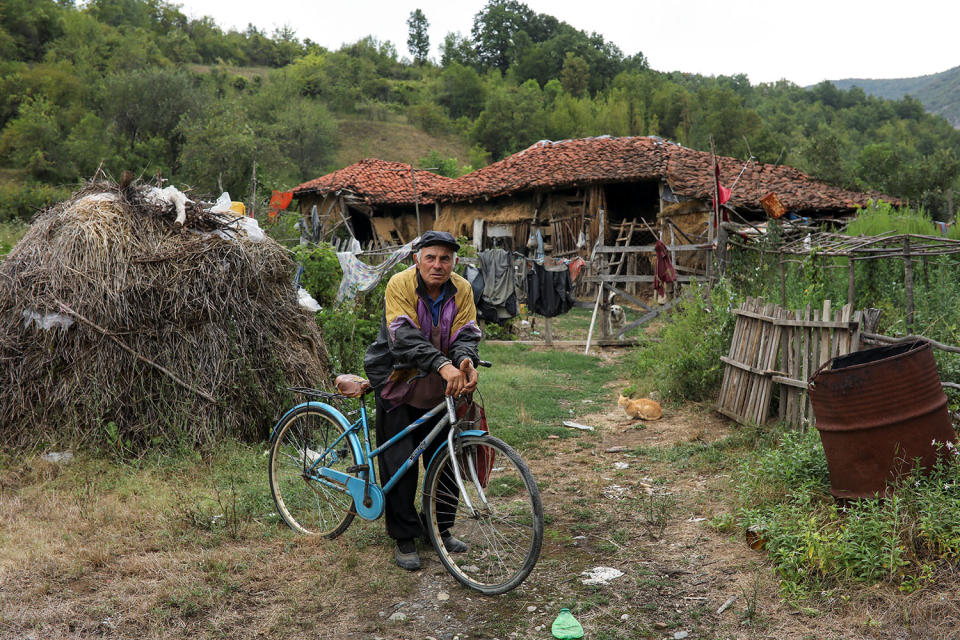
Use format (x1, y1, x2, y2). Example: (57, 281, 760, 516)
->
(415, 244, 456, 290)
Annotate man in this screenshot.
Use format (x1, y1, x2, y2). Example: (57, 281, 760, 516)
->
(363, 230, 481, 570)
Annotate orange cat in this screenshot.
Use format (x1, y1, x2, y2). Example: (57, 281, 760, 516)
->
(618, 394, 663, 420)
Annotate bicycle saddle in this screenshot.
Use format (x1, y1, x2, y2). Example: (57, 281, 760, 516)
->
(334, 374, 371, 397)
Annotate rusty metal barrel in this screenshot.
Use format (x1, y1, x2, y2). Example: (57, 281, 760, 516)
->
(809, 340, 955, 499)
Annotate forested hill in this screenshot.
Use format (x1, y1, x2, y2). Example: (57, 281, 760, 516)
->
(2, 0, 960, 223)
(832, 65, 960, 128)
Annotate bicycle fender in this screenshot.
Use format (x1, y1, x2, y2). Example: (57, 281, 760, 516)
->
(318, 467, 385, 521)
(424, 429, 488, 474)
(270, 402, 366, 476)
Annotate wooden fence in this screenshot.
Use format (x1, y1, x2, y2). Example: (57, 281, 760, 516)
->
(717, 298, 862, 428)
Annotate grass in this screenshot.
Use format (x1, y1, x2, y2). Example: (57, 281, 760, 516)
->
(0, 219, 28, 256)
(334, 116, 473, 169)
(477, 342, 630, 449)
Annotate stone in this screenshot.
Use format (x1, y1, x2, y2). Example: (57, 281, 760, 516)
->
(673, 632, 689, 639)
(388, 612, 407, 622)
(527, 605, 537, 612)
(437, 592, 450, 601)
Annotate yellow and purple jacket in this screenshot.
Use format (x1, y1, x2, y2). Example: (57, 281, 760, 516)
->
(363, 266, 481, 409)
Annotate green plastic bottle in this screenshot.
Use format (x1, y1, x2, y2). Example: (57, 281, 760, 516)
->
(551, 608, 584, 639)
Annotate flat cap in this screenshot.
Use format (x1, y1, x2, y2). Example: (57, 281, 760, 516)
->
(415, 230, 460, 252)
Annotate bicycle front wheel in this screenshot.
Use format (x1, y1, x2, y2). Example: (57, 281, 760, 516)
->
(269, 405, 359, 538)
(422, 434, 543, 595)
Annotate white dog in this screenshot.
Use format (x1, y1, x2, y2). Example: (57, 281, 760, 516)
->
(609, 304, 625, 331)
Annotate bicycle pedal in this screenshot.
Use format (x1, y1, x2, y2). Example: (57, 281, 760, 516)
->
(346, 464, 369, 473)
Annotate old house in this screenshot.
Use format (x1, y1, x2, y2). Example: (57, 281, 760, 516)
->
(292, 137, 894, 287)
(291, 158, 456, 249)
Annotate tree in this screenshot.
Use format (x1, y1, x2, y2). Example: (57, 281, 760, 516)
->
(272, 98, 338, 181)
(407, 9, 429, 66)
(440, 32, 476, 68)
(560, 52, 589, 97)
(438, 62, 485, 119)
(471, 0, 534, 72)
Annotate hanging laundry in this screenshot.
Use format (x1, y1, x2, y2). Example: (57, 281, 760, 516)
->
(334, 238, 417, 303)
(653, 239, 678, 297)
(477, 247, 518, 322)
(268, 190, 294, 222)
(526, 261, 575, 318)
(568, 256, 586, 283)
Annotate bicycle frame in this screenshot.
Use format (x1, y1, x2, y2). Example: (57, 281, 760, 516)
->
(276, 394, 487, 522)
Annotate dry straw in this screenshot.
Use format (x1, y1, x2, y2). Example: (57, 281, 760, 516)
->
(0, 181, 330, 449)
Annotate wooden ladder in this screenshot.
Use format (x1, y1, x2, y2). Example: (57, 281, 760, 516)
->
(608, 220, 635, 276)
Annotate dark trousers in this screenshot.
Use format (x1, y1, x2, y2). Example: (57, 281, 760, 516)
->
(374, 395, 458, 541)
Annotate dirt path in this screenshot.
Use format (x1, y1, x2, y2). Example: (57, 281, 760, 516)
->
(359, 392, 920, 640)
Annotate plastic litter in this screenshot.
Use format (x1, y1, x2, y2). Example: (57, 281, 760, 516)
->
(144, 185, 189, 225)
(41, 451, 74, 464)
(297, 287, 321, 312)
(235, 216, 266, 243)
(580, 566, 624, 586)
(562, 420, 594, 431)
(551, 608, 584, 639)
(209, 192, 233, 214)
(22, 309, 74, 331)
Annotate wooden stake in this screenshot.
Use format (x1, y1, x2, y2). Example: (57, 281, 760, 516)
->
(904, 237, 914, 331)
(779, 257, 787, 306)
(584, 286, 603, 354)
(544, 316, 553, 346)
(847, 256, 856, 307)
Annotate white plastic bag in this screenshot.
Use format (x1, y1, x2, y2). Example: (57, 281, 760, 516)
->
(297, 287, 321, 312)
(209, 192, 232, 214)
(236, 216, 266, 243)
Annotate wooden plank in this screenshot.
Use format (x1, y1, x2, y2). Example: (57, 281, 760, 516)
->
(593, 244, 711, 253)
(819, 299, 832, 370)
(603, 283, 653, 312)
(583, 275, 705, 284)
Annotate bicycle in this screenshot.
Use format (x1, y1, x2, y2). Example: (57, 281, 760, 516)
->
(267, 362, 544, 595)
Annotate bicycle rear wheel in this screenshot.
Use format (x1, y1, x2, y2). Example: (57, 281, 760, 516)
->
(269, 405, 359, 538)
(422, 434, 543, 595)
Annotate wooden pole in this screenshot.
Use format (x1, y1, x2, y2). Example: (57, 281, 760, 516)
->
(249, 158, 257, 217)
(544, 316, 553, 346)
(584, 285, 603, 355)
(847, 256, 856, 307)
(779, 256, 787, 306)
(904, 237, 914, 331)
(410, 165, 421, 237)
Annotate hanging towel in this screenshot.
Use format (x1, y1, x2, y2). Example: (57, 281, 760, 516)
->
(653, 239, 678, 297)
(334, 239, 417, 303)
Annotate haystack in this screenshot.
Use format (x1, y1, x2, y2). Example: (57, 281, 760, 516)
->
(0, 182, 331, 448)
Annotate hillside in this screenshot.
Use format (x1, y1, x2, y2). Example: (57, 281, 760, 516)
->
(831, 65, 960, 127)
(333, 118, 474, 172)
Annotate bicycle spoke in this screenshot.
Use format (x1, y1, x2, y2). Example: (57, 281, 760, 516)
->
(423, 435, 543, 594)
(269, 407, 359, 538)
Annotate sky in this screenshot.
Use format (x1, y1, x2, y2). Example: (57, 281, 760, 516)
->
(177, 0, 960, 87)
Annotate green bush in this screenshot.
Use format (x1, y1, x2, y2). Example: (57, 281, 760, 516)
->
(633, 280, 738, 402)
(0, 181, 72, 222)
(292, 243, 406, 376)
(735, 427, 960, 597)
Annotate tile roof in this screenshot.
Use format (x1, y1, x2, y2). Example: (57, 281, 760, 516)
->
(291, 158, 456, 205)
(436, 136, 669, 200)
(664, 144, 897, 211)
(294, 137, 898, 213)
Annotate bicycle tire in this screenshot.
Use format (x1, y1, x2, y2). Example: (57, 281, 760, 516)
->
(422, 434, 543, 595)
(268, 404, 359, 538)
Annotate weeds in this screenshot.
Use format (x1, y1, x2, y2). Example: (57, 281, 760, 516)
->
(634, 280, 738, 403)
(638, 492, 677, 539)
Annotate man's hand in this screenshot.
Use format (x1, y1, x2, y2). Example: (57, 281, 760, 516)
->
(440, 359, 479, 396)
(440, 362, 466, 397)
(460, 358, 478, 394)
